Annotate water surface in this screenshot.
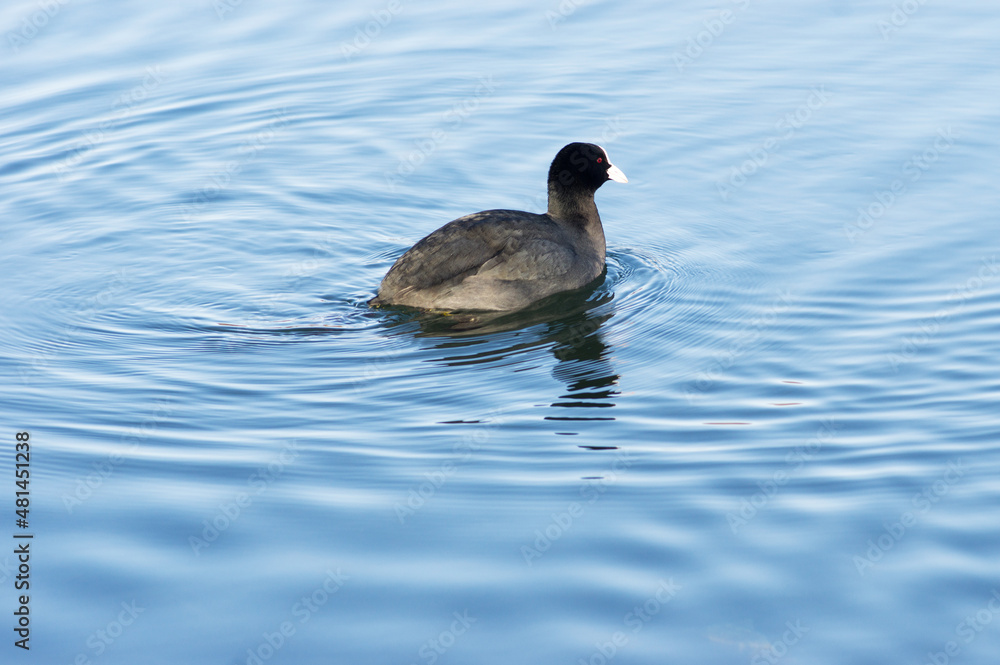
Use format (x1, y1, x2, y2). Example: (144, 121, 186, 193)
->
(2, 1, 999, 663)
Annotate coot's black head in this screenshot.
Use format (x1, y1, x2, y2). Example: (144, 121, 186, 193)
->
(547, 142, 628, 193)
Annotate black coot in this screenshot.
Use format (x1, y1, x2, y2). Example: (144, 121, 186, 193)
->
(370, 142, 627, 311)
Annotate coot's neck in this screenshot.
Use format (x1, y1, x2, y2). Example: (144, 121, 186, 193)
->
(547, 183, 597, 217)
(547, 183, 605, 253)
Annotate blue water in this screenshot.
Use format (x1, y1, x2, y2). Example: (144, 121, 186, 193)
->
(2, 0, 999, 663)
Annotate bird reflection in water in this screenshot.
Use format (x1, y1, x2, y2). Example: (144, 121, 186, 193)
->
(383, 276, 620, 428)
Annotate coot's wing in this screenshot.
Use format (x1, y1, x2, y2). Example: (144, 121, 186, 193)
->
(474, 236, 575, 281)
(379, 211, 564, 294)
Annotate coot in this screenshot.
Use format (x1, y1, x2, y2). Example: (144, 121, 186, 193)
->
(370, 142, 627, 311)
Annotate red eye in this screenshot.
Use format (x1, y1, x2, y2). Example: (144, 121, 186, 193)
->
(597, 157, 603, 163)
